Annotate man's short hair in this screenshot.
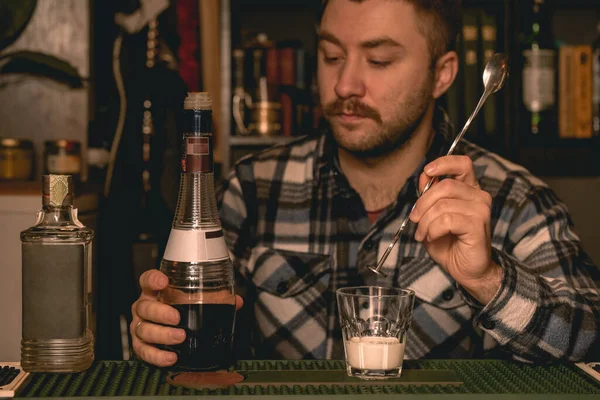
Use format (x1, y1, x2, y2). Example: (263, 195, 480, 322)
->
(319, 0, 463, 64)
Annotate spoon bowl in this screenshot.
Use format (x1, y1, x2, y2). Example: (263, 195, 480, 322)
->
(483, 53, 509, 94)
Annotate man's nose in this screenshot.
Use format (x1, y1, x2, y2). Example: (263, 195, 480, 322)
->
(334, 58, 366, 99)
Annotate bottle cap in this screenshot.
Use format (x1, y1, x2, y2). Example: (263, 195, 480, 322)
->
(184, 92, 212, 110)
(43, 175, 74, 206)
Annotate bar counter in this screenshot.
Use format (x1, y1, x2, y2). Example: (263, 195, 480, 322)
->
(8, 359, 600, 399)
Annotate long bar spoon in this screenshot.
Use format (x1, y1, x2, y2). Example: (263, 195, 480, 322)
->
(367, 53, 509, 277)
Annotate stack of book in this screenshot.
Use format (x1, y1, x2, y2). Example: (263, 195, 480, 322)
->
(445, 8, 498, 140)
(232, 33, 318, 137)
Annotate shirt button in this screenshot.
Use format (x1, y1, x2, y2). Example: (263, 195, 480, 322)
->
(276, 281, 289, 294)
(481, 316, 495, 330)
(442, 289, 454, 301)
(364, 240, 374, 250)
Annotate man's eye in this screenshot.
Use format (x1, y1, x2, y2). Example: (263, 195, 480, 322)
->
(323, 55, 342, 64)
(369, 60, 391, 68)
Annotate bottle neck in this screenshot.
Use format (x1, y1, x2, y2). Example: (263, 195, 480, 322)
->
(173, 108, 219, 229)
(38, 204, 78, 227)
(529, 0, 553, 48)
(172, 170, 219, 229)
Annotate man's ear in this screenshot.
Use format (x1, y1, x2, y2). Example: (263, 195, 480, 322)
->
(432, 51, 459, 99)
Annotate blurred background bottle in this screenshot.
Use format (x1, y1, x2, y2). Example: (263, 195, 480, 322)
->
(592, 22, 600, 137)
(20, 175, 94, 372)
(520, 0, 557, 138)
(158, 92, 236, 371)
(43, 140, 82, 185)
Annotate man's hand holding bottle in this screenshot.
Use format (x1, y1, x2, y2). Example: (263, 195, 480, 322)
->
(130, 269, 244, 367)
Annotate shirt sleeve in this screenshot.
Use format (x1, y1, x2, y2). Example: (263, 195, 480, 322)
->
(461, 183, 600, 362)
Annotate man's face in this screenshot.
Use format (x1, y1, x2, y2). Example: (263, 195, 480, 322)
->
(318, 0, 435, 158)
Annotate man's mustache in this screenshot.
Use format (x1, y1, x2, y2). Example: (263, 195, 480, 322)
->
(322, 98, 382, 123)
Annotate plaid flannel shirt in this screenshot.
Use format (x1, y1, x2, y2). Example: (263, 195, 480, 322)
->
(217, 109, 600, 362)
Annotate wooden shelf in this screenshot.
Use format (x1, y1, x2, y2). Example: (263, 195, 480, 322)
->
(0, 181, 104, 196)
(0, 181, 39, 195)
(550, 0, 600, 9)
(229, 135, 296, 147)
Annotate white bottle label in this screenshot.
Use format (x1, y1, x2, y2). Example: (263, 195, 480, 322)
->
(163, 228, 229, 262)
(522, 49, 556, 112)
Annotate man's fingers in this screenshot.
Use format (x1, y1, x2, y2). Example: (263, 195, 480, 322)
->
(135, 299, 180, 325)
(411, 179, 488, 222)
(139, 270, 168, 296)
(132, 319, 186, 345)
(421, 155, 479, 189)
(131, 336, 178, 367)
(420, 212, 478, 243)
(414, 199, 489, 242)
(235, 295, 244, 311)
(418, 174, 439, 196)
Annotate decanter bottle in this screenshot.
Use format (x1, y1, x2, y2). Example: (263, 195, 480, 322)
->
(20, 175, 94, 372)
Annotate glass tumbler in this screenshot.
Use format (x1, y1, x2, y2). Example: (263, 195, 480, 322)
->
(336, 286, 415, 380)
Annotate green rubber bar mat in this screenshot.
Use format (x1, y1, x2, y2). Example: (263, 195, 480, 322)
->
(15, 360, 600, 397)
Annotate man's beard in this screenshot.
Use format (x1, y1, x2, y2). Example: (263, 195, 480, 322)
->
(322, 82, 433, 159)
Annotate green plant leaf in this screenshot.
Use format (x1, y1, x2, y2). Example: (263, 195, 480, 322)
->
(0, 50, 83, 88)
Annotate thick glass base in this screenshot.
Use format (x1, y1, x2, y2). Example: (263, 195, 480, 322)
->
(21, 329, 94, 373)
(346, 365, 403, 380)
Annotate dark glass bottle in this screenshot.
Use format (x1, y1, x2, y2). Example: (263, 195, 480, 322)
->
(520, 0, 557, 139)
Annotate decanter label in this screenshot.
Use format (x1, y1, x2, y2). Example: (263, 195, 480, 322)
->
(183, 137, 213, 173)
(22, 243, 85, 340)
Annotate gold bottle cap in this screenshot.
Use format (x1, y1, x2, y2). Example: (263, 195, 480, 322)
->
(43, 175, 73, 206)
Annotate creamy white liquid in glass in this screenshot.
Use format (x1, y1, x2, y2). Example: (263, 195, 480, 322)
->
(345, 336, 405, 370)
